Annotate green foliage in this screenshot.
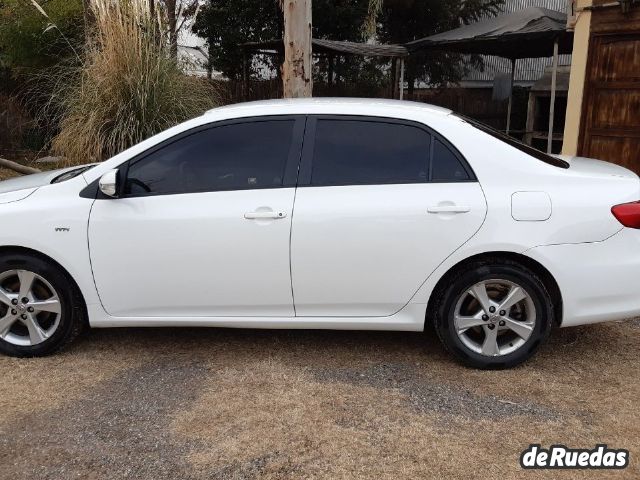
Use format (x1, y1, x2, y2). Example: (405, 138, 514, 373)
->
(192, 0, 372, 81)
(377, 0, 505, 91)
(312, 0, 370, 42)
(192, 0, 504, 92)
(192, 0, 282, 80)
(312, 0, 385, 88)
(0, 0, 84, 72)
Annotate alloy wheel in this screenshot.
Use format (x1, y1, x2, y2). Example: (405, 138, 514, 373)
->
(453, 279, 536, 357)
(0, 269, 62, 346)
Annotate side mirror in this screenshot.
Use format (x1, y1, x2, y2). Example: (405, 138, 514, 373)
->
(98, 169, 120, 198)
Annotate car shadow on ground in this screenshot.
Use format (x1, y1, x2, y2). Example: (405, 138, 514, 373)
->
(74, 321, 584, 368)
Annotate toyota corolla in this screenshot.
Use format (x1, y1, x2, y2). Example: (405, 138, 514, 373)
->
(1, 99, 639, 368)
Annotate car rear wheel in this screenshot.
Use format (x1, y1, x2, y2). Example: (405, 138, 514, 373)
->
(434, 260, 554, 369)
(0, 253, 84, 357)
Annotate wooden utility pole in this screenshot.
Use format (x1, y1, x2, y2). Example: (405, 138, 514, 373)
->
(281, 0, 312, 98)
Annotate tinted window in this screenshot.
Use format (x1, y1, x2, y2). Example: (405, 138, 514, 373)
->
(431, 139, 470, 181)
(126, 120, 294, 195)
(311, 120, 431, 186)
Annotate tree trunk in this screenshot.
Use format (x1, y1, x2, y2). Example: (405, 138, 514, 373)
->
(166, 0, 178, 60)
(275, 0, 284, 83)
(0, 158, 41, 175)
(281, 0, 312, 98)
(207, 39, 214, 80)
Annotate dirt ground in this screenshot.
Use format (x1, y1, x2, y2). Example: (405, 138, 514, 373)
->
(0, 318, 639, 480)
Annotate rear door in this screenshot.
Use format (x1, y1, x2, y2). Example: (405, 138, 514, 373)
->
(290, 116, 487, 317)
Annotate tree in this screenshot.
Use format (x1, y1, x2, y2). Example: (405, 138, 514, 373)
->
(192, 0, 371, 82)
(312, 0, 369, 41)
(282, 0, 370, 97)
(192, 0, 282, 80)
(164, 0, 179, 58)
(376, 0, 504, 96)
(311, 0, 372, 89)
(157, 0, 200, 59)
(0, 0, 84, 74)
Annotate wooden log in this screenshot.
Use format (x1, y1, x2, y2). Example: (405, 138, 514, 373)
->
(0, 158, 41, 175)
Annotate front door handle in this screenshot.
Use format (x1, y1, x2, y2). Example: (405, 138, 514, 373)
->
(244, 211, 287, 220)
(427, 205, 471, 214)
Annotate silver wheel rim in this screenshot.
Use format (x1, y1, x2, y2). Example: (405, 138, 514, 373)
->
(453, 279, 536, 357)
(0, 270, 62, 346)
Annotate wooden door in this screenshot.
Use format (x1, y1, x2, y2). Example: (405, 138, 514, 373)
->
(580, 33, 640, 172)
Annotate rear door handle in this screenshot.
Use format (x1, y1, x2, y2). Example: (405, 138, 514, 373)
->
(427, 205, 471, 214)
(244, 211, 287, 220)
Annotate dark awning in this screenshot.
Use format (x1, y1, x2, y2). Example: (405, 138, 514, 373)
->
(241, 38, 408, 58)
(405, 7, 573, 59)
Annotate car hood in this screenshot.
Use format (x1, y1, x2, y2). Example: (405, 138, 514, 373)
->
(0, 165, 93, 204)
(557, 155, 639, 180)
(0, 166, 85, 194)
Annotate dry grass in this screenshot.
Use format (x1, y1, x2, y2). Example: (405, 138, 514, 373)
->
(0, 321, 639, 479)
(49, 0, 220, 165)
(0, 169, 19, 181)
(171, 322, 640, 479)
(0, 333, 155, 420)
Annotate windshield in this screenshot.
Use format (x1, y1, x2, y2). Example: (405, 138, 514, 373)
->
(455, 114, 570, 169)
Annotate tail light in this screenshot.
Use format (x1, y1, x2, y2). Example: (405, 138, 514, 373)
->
(611, 201, 640, 229)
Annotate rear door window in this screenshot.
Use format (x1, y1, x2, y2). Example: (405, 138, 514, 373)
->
(310, 119, 431, 186)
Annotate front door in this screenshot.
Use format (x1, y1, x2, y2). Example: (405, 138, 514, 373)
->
(89, 117, 304, 317)
(290, 116, 487, 317)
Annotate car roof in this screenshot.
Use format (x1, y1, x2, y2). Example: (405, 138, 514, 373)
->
(203, 97, 453, 121)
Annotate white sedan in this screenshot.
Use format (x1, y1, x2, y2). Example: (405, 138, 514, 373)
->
(1, 99, 639, 368)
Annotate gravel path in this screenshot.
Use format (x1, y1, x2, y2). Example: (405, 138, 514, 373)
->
(311, 362, 560, 421)
(1, 359, 208, 480)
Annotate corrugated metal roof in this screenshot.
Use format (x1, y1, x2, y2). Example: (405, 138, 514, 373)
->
(406, 6, 572, 58)
(462, 0, 572, 84)
(242, 39, 408, 58)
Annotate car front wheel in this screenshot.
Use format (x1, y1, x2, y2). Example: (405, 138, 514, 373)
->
(0, 253, 84, 357)
(434, 260, 554, 369)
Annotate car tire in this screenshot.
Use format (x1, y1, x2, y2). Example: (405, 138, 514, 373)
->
(433, 259, 554, 369)
(0, 253, 85, 357)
